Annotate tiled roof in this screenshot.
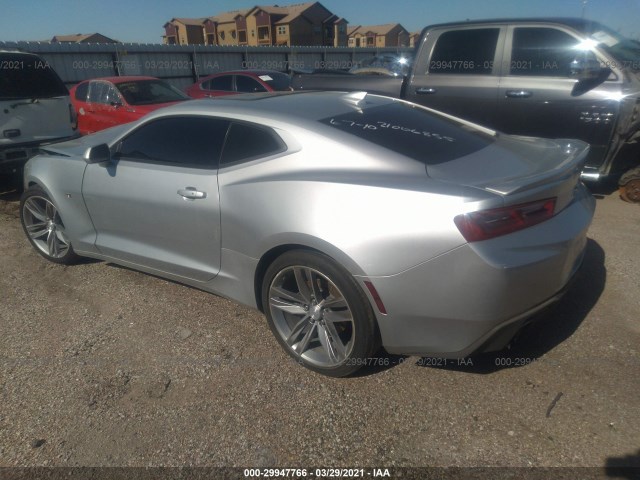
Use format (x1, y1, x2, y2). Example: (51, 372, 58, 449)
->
(209, 9, 251, 23)
(172, 18, 208, 26)
(349, 23, 405, 36)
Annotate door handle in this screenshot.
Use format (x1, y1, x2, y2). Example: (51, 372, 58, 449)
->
(505, 90, 533, 98)
(178, 187, 207, 200)
(416, 87, 437, 95)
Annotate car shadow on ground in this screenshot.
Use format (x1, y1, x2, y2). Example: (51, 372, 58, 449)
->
(587, 177, 621, 200)
(606, 449, 640, 479)
(358, 238, 606, 377)
(0, 176, 22, 217)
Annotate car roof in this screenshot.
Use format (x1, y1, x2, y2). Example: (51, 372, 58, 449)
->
(421, 17, 607, 34)
(200, 70, 287, 78)
(79, 76, 160, 84)
(144, 91, 394, 126)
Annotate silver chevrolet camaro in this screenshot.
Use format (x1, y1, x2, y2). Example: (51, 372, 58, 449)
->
(20, 91, 595, 377)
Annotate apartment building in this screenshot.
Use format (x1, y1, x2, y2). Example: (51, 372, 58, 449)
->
(245, 3, 347, 47)
(347, 23, 410, 48)
(163, 2, 348, 47)
(163, 18, 206, 45)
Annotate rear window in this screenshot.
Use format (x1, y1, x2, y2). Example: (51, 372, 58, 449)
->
(204, 75, 233, 91)
(320, 102, 494, 165)
(0, 53, 67, 100)
(255, 72, 291, 91)
(429, 28, 500, 75)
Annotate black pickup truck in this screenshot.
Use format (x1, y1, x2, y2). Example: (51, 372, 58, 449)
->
(292, 18, 640, 202)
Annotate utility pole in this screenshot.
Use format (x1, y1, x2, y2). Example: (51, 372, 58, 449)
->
(582, 0, 588, 18)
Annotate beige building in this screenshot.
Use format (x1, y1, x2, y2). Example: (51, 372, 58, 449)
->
(163, 2, 348, 47)
(347, 23, 410, 48)
(204, 9, 251, 46)
(409, 32, 422, 48)
(245, 3, 348, 47)
(163, 18, 206, 45)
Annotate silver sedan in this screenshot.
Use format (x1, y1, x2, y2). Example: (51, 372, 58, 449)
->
(20, 91, 595, 377)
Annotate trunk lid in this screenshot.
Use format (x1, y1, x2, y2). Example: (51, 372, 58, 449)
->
(427, 135, 589, 210)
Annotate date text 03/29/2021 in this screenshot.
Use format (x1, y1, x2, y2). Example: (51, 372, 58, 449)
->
(243, 468, 392, 478)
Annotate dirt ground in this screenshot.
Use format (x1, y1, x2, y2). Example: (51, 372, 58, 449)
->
(0, 177, 639, 476)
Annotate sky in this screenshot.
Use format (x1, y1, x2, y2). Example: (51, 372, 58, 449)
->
(1, 0, 639, 43)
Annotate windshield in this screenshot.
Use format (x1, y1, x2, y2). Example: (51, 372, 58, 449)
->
(0, 54, 68, 100)
(588, 25, 640, 71)
(116, 80, 189, 106)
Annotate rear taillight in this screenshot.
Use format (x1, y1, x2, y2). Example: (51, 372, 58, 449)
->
(69, 104, 78, 130)
(454, 198, 557, 242)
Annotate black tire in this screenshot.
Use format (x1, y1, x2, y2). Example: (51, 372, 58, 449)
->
(262, 250, 380, 377)
(20, 187, 79, 265)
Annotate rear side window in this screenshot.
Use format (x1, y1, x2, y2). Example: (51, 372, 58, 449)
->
(204, 75, 233, 91)
(429, 29, 500, 75)
(0, 54, 67, 100)
(236, 75, 267, 93)
(320, 102, 494, 165)
(510, 28, 584, 77)
(221, 122, 286, 166)
(257, 72, 291, 91)
(117, 117, 230, 168)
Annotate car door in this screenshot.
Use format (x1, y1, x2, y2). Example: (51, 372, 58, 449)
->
(72, 81, 92, 134)
(405, 25, 506, 127)
(85, 81, 111, 132)
(82, 116, 231, 282)
(495, 25, 620, 168)
(86, 81, 122, 132)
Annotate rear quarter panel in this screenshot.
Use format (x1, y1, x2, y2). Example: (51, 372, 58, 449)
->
(217, 129, 494, 277)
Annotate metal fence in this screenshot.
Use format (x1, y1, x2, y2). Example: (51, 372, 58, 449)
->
(0, 41, 414, 90)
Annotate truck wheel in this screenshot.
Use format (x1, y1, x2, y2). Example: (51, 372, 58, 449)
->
(619, 166, 640, 203)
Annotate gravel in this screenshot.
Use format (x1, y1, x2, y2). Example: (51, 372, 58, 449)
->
(1, 179, 639, 470)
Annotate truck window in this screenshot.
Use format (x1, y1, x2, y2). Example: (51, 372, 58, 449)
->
(429, 29, 500, 75)
(0, 53, 67, 100)
(510, 28, 591, 77)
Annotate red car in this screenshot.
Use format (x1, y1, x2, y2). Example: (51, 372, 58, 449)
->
(185, 70, 292, 98)
(70, 76, 189, 135)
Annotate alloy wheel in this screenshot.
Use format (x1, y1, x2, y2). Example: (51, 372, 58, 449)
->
(268, 266, 355, 367)
(22, 196, 71, 259)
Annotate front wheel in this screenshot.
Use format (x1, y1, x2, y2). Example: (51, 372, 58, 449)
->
(262, 250, 380, 377)
(20, 187, 79, 264)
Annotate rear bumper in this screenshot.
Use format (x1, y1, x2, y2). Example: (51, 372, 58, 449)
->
(362, 184, 595, 357)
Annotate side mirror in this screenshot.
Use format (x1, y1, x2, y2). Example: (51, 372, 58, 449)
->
(110, 101, 123, 108)
(84, 143, 111, 164)
(570, 58, 611, 82)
